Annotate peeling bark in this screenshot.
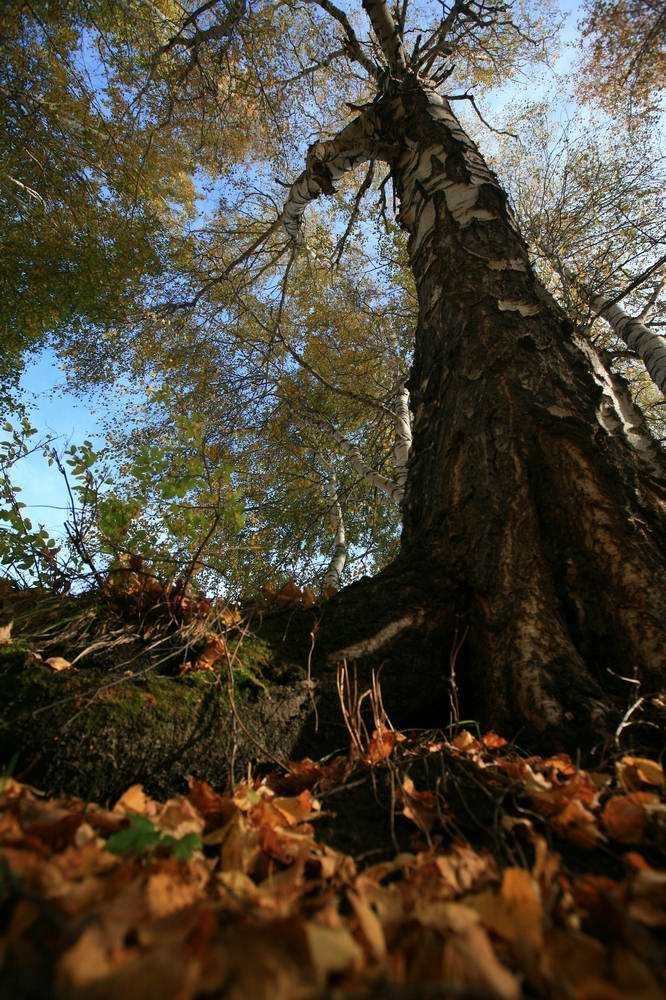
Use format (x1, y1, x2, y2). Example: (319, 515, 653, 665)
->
(387, 83, 666, 738)
(279, 78, 666, 744)
(590, 287, 666, 396)
(393, 382, 412, 495)
(322, 471, 347, 589)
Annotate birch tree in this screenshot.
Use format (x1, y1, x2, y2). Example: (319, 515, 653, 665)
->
(6, 0, 666, 745)
(250, 0, 666, 742)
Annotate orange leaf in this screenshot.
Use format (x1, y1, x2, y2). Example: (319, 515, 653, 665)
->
(550, 799, 604, 849)
(274, 580, 303, 607)
(366, 729, 396, 764)
(616, 755, 664, 792)
(188, 635, 226, 673)
(401, 775, 438, 833)
(602, 793, 659, 844)
(452, 730, 480, 753)
(482, 731, 508, 749)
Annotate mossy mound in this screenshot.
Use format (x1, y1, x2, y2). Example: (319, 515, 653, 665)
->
(0, 604, 327, 805)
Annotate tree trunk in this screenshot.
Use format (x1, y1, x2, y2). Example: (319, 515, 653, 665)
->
(361, 82, 666, 742)
(278, 78, 666, 748)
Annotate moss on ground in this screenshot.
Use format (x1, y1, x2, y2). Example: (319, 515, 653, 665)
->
(0, 604, 328, 804)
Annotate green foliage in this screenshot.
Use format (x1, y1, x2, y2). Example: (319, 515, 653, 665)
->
(106, 813, 202, 859)
(2, 0, 662, 601)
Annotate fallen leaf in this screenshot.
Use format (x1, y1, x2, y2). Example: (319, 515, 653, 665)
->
(271, 789, 320, 827)
(274, 580, 303, 608)
(482, 731, 508, 749)
(301, 586, 317, 609)
(617, 756, 664, 792)
(366, 729, 396, 764)
(220, 606, 242, 628)
(146, 871, 202, 918)
(347, 887, 386, 960)
(401, 775, 438, 834)
(602, 793, 659, 844)
(628, 864, 666, 928)
(187, 779, 237, 830)
(550, 799, 604, 849)
(113, 784, 152, 817)
(305, 921, 362, 984)
(468, 867, 543, 979)
(452, 730, 480, 753)
(443, 917, 522, 1000)
(44, 656, 72, 671)
(188, 635, 226, 673)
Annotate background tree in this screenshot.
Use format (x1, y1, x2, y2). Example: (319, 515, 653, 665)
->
(577, 0, 666, 118)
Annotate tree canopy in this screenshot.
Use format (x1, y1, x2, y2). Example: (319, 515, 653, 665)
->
(1, 0, 664, 599)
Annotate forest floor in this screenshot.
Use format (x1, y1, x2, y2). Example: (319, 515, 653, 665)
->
(1, 579, 665, 999)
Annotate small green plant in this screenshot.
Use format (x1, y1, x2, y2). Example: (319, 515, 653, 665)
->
(105, 813, 202, 860)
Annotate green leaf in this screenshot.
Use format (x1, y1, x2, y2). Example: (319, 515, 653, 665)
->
(105, 813, 162, 855)
(169, 833, 202, 860)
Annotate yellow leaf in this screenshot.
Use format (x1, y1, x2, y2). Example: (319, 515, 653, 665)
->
(44, 656, 72, 671)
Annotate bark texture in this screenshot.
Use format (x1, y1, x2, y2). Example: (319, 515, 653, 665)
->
(386, 82, 666, 738)
(590, 288, 666, 396)
(279, 76, 666, 746)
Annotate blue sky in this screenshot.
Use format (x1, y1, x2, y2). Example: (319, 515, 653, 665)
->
(7, 0, 585, 545)
(11, 351, 107, 539)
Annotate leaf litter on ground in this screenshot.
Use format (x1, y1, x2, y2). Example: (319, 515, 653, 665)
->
(1, 729, 665, 999)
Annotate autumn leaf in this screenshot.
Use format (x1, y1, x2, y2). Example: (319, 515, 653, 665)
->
(616, 756, 664, 792)
(366, 729, 396, 764)
(401, 775, 438, 833)
(44, 656, 72, 671)
(185, 634, 226, 673)
(482, 731, 508, 749)
(602, 793, 660, 844)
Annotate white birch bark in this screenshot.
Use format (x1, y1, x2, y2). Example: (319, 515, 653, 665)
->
(393, 382, 412, 493)
(589, 288, 666, 396)
(361, 0, 407, 75)
(334, 431, 403, 502)
(322, 472, 347, 589)
(279, 114, 379, 242)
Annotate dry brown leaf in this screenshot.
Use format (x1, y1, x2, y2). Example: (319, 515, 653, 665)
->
(272, 789, 320, 827)
(220, 606, 242, 628)
(401, 775, 438, 834)
(113, 784, 153, 817)
(366, 729, 397, 764)
(617, 756, 664, 792)
(56, 924, 129, 990)
(219, 811, 261, 873)
(550, 799, 604, 849)
(146, 871, 203, 919)
(347, 887, 386, 960)
(301, 586, 317, 609)
(0, 621, 13, 644)
(468, 867, 543, 979)
(44, 656, 72, 671)
(155, 795, 205, 838)
(188, 634, 226, 673)
(482, 731, 508, 748)
(452, 730, 480, 752)
(602, 793, 659, 844)
(305, 921, 362, 985)
(187, 779, 237, 830)
(437, 906, 521, 1000)
(627, 864, 666, 928)
(274, 580, 303, 607)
